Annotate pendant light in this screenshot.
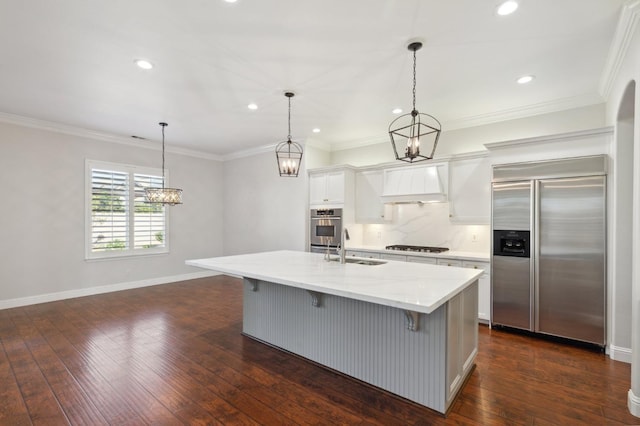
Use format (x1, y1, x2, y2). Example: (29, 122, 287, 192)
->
(275, 91, 303, 177)
(144, 122, 183, 205)
(388, 41, 442, 163)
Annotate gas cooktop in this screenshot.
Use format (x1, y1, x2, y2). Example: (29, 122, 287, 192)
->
(385, 245, 449, 253)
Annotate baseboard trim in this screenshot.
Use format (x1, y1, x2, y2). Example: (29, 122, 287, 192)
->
(629, 389, 640, 418)
(0, 271, 221, 310)
(609, 345, 631, 364)
(610, 344, 633, 363)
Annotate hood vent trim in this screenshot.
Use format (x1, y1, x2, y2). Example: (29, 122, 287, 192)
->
(380, 163, 448, 204)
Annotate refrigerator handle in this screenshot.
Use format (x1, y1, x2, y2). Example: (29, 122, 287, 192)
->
(532, 180, 539, 331)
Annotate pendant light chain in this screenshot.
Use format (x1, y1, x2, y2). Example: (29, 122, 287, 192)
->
(161, 123, 166, 183)
(412, 47, 417, 113)
(287, 95, 292, 141)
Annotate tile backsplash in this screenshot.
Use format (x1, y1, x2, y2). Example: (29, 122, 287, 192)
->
(359, 203, 490, 252)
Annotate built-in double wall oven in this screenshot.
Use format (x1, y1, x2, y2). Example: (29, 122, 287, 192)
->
(309, 208, 342, 254)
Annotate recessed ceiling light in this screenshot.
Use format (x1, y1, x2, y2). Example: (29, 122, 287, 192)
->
(497, 1, 518, 16)
(224, 0, 237, 2)
(247, 103, 258, 110)
(392, 108, 403, 114)
(134, 59, 153, 70)
(517, 75, 535, 84)
(312, 128, 321, 133)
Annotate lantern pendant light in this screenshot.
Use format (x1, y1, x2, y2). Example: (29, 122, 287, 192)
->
(144, 122, 183, 205)
(275, 91, 303, 177)
(388, 41, 442, 163)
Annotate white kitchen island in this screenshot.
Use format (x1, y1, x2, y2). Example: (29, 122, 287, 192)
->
(186, 250, 482, 414)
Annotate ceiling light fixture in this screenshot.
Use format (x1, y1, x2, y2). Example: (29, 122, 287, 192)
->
(388, 41, 442, 163)
(247, 103, 258, 110)
(144, 122, 183, 205)
(275, 92, 303, 177)
(497, 1, 519, 16)
(134, 59, 154, 70)
(312, 128, 321, 133)
(517, 75, 535, 84)
(392, 108, 403, 114)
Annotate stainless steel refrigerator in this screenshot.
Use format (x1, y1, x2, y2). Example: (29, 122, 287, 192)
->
(491, 155, 606, 346)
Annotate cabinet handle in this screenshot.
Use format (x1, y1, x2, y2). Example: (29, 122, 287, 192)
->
(473, 266, 478, 269)
(323, 198, 328, 202)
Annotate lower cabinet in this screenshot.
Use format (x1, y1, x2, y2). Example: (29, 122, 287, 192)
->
(345, 250, 491, 323)
(462, 261, 490, 323)
(345, 250, 381, 259)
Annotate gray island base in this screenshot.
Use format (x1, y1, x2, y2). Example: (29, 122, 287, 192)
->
(186, 250, 480, 414)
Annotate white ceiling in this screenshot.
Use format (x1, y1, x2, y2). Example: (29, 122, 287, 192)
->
(0, 0, 626, 157)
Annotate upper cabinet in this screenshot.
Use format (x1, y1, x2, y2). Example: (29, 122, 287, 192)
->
(309, 169, 355, 210)
(355, 170, 392, 223)
(448, 155, 491, 224)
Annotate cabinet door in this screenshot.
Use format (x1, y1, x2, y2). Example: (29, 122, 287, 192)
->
(449, 157, 491, 224)
(355, 170, 391, 223)
(309, 174, 328, 204)
(325, 172, 345, 203)
(406, 256, 437, 264)
(380, 253, 407, 261)
(437, 259, 463, 267)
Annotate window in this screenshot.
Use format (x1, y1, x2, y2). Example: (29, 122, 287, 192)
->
(86, 160, 170, 259)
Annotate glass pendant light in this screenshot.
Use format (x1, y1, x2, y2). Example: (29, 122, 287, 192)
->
(144, 122, 183, 205)
(275, 92, 303, 177)
(389, 41, 442, 163)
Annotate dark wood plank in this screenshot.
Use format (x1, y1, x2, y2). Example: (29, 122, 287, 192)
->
(0, 275, 638, 425)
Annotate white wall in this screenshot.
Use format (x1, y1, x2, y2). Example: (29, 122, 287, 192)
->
(223, 151, 308, 255)
(330, 104, 606, 166)
(604, 3, 640, 415)
(0, 121, 224, 305)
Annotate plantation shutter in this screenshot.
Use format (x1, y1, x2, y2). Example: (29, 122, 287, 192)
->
(134, 174, 166, 250)
(90, 169, 129, 252)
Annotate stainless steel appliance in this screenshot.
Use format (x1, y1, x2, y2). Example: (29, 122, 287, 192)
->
(385, 245, 449, 253)
(491, 155, 606, 346)
(310, 208, 342, 254)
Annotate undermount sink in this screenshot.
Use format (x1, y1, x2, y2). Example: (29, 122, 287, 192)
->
(331, 258, 387, 266)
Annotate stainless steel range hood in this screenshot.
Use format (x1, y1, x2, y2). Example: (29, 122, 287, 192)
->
(380, 164, 448, 204)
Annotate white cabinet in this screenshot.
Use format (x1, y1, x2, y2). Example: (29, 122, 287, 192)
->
(380, 253, 407, 261)
(406, 256, 437, 264)
(309, 169, 356, 213)
(344, 250, 381, 259)
(437, 259, 463, 267)
(355, 170, 392, 223)
(310, 171, 346, 207)
(448, 155, 491, 224)
(462, 260, 490, 323)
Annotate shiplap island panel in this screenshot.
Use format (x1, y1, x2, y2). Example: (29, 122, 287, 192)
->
(186, 250, 481, 413)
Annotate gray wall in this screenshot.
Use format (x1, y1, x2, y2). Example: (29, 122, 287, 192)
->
(223, 151, 308, 255)
(0, 121, 224, 304)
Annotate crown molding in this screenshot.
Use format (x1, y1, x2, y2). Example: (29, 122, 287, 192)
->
(484, 126, 614, 151)
(0, 111, 223, 161)
(327, 94, 604, 153)
(599, 0, 640, 99)
(443, 94, 605, 131)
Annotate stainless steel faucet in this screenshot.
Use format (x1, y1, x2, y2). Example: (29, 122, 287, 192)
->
(339, 228, 350, 264)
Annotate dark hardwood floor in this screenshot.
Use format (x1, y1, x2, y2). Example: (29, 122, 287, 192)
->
(0, 275, 638, 425)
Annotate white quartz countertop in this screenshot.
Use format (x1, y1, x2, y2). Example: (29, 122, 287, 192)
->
(346, 245, 490, 262)
(186, 250, 482, 314)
